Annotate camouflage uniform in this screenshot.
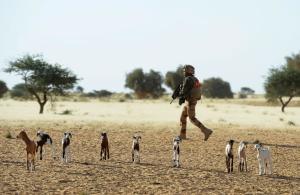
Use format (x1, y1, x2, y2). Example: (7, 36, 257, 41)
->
(179, 65, 212, 140)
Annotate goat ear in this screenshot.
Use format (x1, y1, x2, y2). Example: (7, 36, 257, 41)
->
(64, 132, 67, 136)
(70, 133, 72, 138)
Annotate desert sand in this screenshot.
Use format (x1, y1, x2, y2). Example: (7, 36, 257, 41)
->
(0, 99, 299, 194)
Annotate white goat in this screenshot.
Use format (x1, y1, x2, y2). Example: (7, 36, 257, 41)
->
(62, 132, 72, 163)
(36, 130, 56, 160)
(237, 141, 247, 172)
(225, 140, 234, 173)
(254, 144, 272, 175)
(173, 136, 181, 168)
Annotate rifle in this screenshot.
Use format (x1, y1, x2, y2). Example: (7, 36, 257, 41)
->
(170, 84, 182, 104)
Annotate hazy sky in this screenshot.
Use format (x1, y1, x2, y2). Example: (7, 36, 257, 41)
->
(1, 0, 300, 93)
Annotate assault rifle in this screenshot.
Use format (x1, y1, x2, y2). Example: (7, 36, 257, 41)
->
(170, 84, 182, 104)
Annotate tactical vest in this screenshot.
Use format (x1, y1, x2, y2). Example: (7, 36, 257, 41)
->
(189, 76, 202, 100)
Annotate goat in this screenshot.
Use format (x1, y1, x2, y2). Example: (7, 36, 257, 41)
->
(254, 143, 272, 175)
(225, 139, 234, 173)
(237, 141, 247, 172)
(100, 132, 109, 160)
(17, 130, 37, 171)
(62, 132, 72, 163)
(132, 135, 141, 163)
(36, 130, 55, 160)
(172, 136, 181, 167)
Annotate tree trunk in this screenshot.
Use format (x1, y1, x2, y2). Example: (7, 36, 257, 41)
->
(279, 96, 293, 113)
(25, 84, 48, 114)
(30, 90, 48, 114)
(281, 104, 286, 113)
(39, 102, 46, 114)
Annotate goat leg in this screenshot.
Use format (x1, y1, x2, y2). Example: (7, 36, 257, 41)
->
(107, 147, 109, 159)
(268, 159, 273, 174)
(32, 155, 35, 171)
(226, 157, 229, 173)
(40, 146, 43, 160)
(26, 153, 29, 170)
(230, 157, 233, 173)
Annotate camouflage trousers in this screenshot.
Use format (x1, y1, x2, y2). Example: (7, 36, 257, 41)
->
(180, 98, 207, 134)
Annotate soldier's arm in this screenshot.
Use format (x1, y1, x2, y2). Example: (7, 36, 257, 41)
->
(180, 77, 194, 98)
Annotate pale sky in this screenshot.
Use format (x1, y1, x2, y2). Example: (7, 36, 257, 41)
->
(0, 0, 300, 93)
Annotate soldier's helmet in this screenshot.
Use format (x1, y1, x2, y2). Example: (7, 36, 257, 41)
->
(183, 65, 195, 75)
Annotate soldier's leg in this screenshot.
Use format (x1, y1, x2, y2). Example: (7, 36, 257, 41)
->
(179, 104, 188, 139)
(187, 99, 212, 141)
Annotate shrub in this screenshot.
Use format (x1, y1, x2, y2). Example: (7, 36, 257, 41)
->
(5, 131, 13, 139)
(61, 109, 72, 115)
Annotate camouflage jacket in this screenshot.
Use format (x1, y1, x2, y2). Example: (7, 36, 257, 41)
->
(180, 75, 202, 100)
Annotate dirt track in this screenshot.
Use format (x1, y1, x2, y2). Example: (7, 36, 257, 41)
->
(1, 120, 299, 194)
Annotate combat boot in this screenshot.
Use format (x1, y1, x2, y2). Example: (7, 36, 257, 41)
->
(179, 129, 187, 139)
(202, 128, 213, 141)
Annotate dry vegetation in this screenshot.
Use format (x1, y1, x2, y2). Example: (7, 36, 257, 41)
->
(0, 99, 299, 194)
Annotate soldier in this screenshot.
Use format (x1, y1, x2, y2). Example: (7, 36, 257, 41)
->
(178, 65, 213, 140)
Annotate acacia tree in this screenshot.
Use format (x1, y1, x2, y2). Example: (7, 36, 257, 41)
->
(0, 80, 8, 98)
(238, 87, 255, 98)
(286, 53, 300, 70)
(164, 65, 184, 90)
(125, 68, 165, 98)
(264, 66, 300, 112)
(144, 70, 165, 98)
(5, 55, 78, 114)
(202, 77, 233, 98)
(125, 68, 146, 98)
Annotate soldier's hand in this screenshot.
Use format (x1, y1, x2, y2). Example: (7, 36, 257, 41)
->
(179, 97, 185, 105)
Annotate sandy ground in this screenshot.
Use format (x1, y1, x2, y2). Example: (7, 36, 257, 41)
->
(0, 100, 299, 194)
(0, 99, 299, 129)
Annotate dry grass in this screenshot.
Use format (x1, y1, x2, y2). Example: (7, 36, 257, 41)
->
(0, 99, 299, 194)
(0, 99, 300, 130)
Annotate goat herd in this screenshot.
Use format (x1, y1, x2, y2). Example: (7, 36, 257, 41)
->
(225, 139, 272, 175)
(16, 130, 272, 176)
(16, 130, 145, 171)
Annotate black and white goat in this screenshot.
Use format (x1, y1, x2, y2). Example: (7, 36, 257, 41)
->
(132, 135, 141, 163)
(172, 136, 181, 168)
(237, 141, 247, 172)
(36, 130, 55, 160)
(62, 132, 72, 163)
(225, 140, 234, 173)
(254, 143, 272, 175)
(100, 132, 109, 160)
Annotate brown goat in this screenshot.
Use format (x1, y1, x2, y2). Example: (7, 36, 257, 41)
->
(100, 132, 109, 160)
(17, 130, 37, 171)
